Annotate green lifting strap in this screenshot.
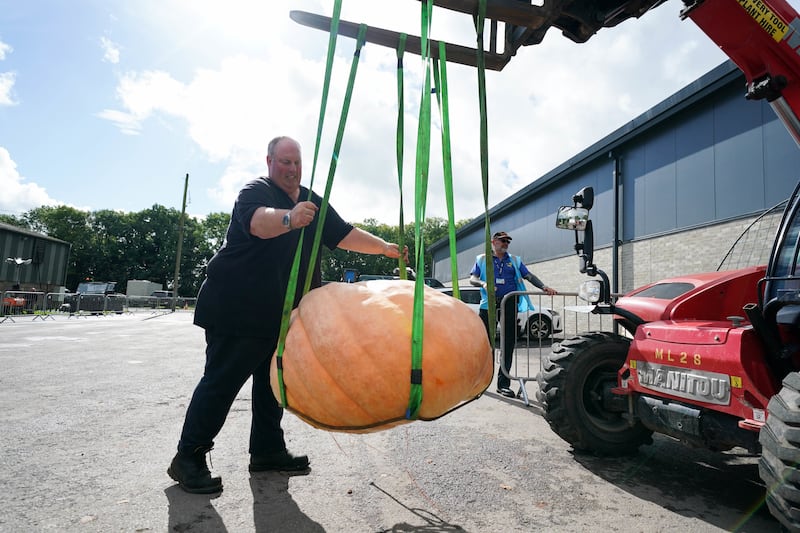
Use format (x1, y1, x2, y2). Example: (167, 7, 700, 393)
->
(395, 34, 408, 280)
(405, 0, 435, 421)
(303, 23, 369, 296)
(475, 0, 495, 343)
(429, 15, 491, 409)
(307, 0, 342, 194)
(431, 44, 460, 301)
(276, 0, 489, 429)
(275, 7, 364, 409)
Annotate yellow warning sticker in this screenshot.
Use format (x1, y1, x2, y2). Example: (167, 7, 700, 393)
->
(738, 0, 789, 41)
(730, 375, 743, 388)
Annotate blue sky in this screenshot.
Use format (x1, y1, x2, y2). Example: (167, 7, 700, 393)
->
(0, 0, 731, 224)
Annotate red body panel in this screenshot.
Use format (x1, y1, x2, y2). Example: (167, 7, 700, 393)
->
(621, 321, 779, 422)
(613, 266, 780, 425)
(616, 266, 767, 323)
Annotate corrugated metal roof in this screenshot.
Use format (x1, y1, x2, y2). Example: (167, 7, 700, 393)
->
(0, 221, 71, 245)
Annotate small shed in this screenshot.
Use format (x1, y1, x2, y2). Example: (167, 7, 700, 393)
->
(0, 222, 71, 293)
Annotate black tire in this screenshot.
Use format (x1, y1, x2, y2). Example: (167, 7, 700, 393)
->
(526, 314, 552, 340)
(759, 372, 800, 532)
(536, 332, 652, 455)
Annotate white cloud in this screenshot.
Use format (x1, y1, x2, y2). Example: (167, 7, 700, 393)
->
(116, 70, 188, 118)
(100, 36, 120, 64)
(0, 147, 59, 215)
(171, 0, 293, 40)
(100, 0, 729, 223)
(100, 46, 341, 204)
(95, 108, 142, 135)
(206, 148, 263, 207)
(0, 71, 16, 106)
(0, 39, 11, 60)
(97, 70, 188, 134)
(0, 39, 16, 106)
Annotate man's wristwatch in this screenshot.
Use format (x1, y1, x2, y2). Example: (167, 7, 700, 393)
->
(282, 211, 292, 230)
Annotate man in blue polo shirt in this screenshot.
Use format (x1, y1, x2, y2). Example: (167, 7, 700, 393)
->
(469, 231, 557, 398)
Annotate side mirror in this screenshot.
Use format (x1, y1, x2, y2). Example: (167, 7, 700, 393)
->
(558, 185, 598, 276)
(556, 206, 590, 231)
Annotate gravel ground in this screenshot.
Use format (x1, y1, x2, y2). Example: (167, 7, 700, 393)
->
(0, 311, 781, 532)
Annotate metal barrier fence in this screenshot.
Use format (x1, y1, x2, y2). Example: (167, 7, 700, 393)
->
(126, 295, 196, 311)
(1, 291, 51, 323)
(497, 290, 621, 406)
(0, 291, 197, 323)
(3, 287, 607, 402)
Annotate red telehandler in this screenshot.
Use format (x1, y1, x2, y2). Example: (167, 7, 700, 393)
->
(292, 0, 800, 528)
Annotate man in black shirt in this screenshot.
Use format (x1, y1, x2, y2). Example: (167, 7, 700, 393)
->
(168, 136, 404, 494)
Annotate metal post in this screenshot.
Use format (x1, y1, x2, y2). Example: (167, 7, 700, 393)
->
(171, 174, 189, 312)
(610, 151, 621, 336)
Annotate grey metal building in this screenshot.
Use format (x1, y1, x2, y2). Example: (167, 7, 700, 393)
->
(430, 59, 800, 293)
(0, 222, 71, 293)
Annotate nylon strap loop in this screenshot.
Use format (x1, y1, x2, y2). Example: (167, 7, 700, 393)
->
(303, 24, 368, 296)
(307, 0, 342, 193)
(396, 34, 408, 279)
(475, 0, 495, 343)
(276, 0, 351, 408)
(277, 0, 490, 426)
(432, 45, 460, 301)
(405, 0, 434, 420)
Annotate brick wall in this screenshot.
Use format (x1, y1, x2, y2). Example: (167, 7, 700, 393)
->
(521, 216, 763, 296)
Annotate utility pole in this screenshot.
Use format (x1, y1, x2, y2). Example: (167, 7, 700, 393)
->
(171, 173, 189, 312)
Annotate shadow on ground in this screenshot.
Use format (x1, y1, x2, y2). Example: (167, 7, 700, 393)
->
(571, 436, 775, 531)
(165, 471, 325, 532)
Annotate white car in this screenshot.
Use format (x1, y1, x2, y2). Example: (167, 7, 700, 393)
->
(437, 286, 562, 341)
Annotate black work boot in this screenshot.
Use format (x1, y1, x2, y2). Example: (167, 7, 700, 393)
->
(168, 446, 223, 494)
(249, 449, 310, 472)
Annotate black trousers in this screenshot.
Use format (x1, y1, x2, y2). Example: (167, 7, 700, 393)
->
(479, 296, 517, 390)
(177, 330, 285, 455)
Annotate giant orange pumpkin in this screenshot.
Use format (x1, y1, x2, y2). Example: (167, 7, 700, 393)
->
(269, 279, 493, 432)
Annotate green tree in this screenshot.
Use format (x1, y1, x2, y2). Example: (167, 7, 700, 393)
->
(0, 213, 26, 228)
(176, 215, 204, 297)
(320, 219, 399, 281)
(177, 212, 225, 294)
(24, 205, 95, 290)
(320, 216, 470, 281)
(91, 209, 134, 290)
(188, 212, 230, 292)
(13, 204, 222, 296)
(402, 216, 469, 278)
(125, 205, 206, 296)
(10, 201, 468, 295)
(194, 212, 230, 261)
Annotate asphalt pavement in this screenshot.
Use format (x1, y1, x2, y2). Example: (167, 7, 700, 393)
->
(0, 311, 782, 532)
